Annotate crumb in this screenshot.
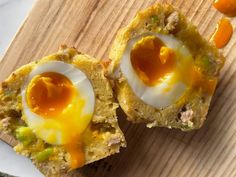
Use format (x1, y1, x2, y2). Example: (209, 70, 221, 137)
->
(180, 110, 194, 123)
(165, 11, 179, 31)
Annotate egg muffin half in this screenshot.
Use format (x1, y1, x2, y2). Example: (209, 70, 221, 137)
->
(108, 4, 224, 131)
(0, 46, 126, 176)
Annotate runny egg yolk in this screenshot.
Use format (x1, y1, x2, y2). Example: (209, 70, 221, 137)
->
(131, 36, 175, 86)
(26, 72, 75, 118)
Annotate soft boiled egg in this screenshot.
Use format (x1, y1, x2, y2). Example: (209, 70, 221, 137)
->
(21, 61, 95, 145)
(120, 34, 194, 109)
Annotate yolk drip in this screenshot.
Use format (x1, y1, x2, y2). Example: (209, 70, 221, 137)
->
(213, 0, 236, 17)
(65, 137, 85, 170)
(53, 97, 90, 169)
(211, 18, 233, 49)
(26, 72, 75, 118)
(131, 36, 175, 86)
(191, 67, 217, 95)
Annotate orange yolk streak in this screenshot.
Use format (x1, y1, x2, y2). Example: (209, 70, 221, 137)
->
(211, 18, 233, 49)
(213, 0, 236, 17)
(26, 72, 87, 169)
(131, 36, 175, 86)
(65, 136, 85, 169)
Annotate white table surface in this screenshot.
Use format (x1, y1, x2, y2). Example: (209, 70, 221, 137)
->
(0, 0, 43, 176)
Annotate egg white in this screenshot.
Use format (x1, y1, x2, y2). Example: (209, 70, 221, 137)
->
(21, 61, 95, 145)
(120, 33, 193, 109)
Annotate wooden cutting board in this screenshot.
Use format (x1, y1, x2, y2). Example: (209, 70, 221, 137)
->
(1, 0, 236, 176)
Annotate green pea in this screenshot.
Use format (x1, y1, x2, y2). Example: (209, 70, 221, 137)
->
(15, 127, 35, 146)
(201, 56, 211, 68)
(151, 15, 158, 23)
(35, 148, 53, 162)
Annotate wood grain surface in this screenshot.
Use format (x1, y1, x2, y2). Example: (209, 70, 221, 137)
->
(0, 0, 236, 176)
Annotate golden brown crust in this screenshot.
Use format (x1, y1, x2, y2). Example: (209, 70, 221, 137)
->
(0, 46, 126, 177)
(109, 4, 224, 131)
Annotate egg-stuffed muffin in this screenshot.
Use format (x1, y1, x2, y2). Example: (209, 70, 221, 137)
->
(0, 46, 126, 176)
(108, 4, 224, 131)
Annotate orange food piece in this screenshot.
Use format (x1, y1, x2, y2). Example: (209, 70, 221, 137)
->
(26, 72, 75, 118)
(211, 18, 233, 49)
(131, 36, 175, 86)
(213, 0, 236, 17)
